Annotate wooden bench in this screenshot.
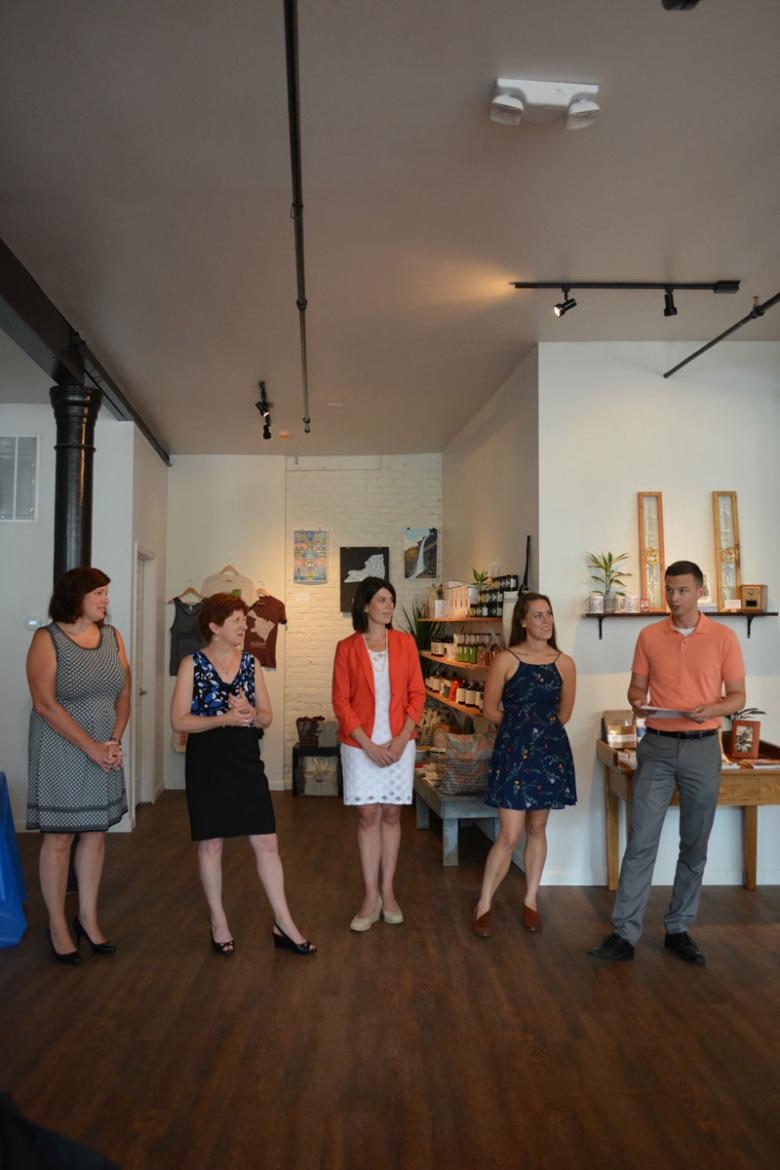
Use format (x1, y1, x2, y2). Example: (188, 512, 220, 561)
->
(414, 771, 498, 866)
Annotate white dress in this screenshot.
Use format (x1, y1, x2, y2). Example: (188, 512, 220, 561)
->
(341, 643, 416, 806)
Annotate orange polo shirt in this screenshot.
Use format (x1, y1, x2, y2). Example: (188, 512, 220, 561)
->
(631, 614, 745, 732)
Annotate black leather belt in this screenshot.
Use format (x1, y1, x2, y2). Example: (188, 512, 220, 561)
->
(645, 728, 717, 740)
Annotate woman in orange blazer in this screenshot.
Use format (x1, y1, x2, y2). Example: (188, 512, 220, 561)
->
(332, 577, 425, 932)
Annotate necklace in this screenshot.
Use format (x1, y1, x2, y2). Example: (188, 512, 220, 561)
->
(364, 632, 387, 656)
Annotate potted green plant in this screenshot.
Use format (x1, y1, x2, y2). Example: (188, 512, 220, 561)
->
(470, 569, 489, 604)
(586, 551, 631, 613)
(401, 599, 442, 653)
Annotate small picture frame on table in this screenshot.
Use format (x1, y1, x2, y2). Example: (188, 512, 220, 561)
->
(729, 720, 760, 760)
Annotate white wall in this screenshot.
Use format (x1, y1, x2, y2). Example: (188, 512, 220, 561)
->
(443, 340, 780, 885)
(164, 455, 287, 789)
(539, 341, 780, 884)
(443, 349, 538, 585)
(0, 399, 146, 831)
(0, 403, 57, 826)
(284, 454, 442, 785)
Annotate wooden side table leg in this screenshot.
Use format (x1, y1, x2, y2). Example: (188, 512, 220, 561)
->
(742, 805, 757, 890)
(442, 818, 459, 866)
(605, 766, 620, 891)
(415, 794, 430, 830)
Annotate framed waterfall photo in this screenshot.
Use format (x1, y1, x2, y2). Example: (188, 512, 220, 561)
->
(404, 527, 438, 579)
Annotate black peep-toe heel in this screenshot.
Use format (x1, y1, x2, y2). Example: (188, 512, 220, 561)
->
(272, 922, 316, 955)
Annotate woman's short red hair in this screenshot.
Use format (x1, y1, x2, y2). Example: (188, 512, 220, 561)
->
(197, 593, 248, 640)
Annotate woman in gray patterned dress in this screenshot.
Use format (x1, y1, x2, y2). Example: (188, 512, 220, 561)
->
(26, 567, 131, 964)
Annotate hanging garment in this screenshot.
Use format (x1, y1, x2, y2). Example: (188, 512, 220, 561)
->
(243, 594, 287, 668)
(169, 597, 204, 675)
(200, 566, 254, 604)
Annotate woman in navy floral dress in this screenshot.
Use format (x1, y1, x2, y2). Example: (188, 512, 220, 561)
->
(473, 593, 576, 938)
(171, 594, 314, 956)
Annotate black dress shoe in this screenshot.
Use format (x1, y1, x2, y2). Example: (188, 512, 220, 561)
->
(272, 922, 316, 955)
(665, 931, 705, 964)
(72, 917, 117, 955)
(45, 928, 80, 966)
(588, 932, 634, 961)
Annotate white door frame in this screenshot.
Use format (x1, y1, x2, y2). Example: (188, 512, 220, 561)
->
(130, 543, 159, 819)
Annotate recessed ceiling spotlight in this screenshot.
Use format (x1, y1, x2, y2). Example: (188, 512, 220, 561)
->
(278, 429, 290, 439)
(325, 401, 344, 408)
(553, 288, 577, 318)
(663, 289, 678, 317)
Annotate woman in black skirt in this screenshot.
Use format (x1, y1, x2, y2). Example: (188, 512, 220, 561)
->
(171, 593, 314, 955)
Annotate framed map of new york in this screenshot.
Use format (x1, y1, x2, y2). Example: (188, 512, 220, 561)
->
(340, 547, 390, 613)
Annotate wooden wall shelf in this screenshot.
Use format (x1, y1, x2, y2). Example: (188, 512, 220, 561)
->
(584, 610, 777, 640)
(419, 616, 503, 623)
(420, 651, 489, 672)
(425, 687, 486, 718)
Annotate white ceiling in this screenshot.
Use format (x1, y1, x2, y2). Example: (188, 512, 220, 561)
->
(1, 0, 778, 457)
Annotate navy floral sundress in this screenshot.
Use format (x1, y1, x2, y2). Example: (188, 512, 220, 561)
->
(484, 652, 576, 811)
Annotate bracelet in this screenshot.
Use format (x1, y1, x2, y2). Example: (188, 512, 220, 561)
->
(108, 737, 121, 745)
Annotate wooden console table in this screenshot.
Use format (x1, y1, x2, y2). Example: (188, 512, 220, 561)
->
(414, 772, 498, 866)
(597, 738, 780, 891)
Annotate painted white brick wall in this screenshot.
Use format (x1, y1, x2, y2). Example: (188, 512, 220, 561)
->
(284, 454, 442, 784)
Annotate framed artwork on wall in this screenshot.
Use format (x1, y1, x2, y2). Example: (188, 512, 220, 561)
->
(637, 492, 666, 611)
(404, 528, 438, 579)
(293, 530, 328, 584)
(712, 491, 741, 610)
(340, 546, 389, 613)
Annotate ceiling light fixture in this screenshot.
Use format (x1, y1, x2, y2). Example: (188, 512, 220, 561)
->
(490, 79, 600, 131)
(553, 288, 577, 318)
(513, 279, 740, 319)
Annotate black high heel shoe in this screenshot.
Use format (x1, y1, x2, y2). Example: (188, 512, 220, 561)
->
(272, 922, 316, 956)
(210, 930, 235, 956)
(45, 928, 80, 966)
(72, 916, 117, 955)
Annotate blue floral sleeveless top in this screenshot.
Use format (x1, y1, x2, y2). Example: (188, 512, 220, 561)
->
(191, 651, 256, 716)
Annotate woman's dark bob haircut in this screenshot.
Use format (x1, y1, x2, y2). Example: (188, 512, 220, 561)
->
(509, 592, 559, 651)
(198, 593, 249, 640)
(49, 567, 111, 624)
(351, 577, 396, 633)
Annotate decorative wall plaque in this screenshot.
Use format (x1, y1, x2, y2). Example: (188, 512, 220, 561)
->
(712, 491, 741, 610)
(637, 492, 666, 611)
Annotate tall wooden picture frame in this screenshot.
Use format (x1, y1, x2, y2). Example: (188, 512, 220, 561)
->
(637, 492, 666, 611)
(712, 491, 741, 610)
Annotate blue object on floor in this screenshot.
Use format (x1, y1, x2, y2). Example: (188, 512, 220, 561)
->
(0, 771, 27, 947)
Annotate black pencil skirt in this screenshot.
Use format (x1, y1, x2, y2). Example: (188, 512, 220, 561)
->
(185, 726, 276, 841)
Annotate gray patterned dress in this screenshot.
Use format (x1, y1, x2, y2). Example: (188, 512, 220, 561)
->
(27, 623, 128, 832)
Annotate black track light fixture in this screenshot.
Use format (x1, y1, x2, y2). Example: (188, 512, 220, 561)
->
(663, 288, 678, 318)
(553, 288, 577, 318)
(255, 380, 273, 441)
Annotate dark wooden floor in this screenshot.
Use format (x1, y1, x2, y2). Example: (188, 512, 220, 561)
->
(1, 792, 779, 1170)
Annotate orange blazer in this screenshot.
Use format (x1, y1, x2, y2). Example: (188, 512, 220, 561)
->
(332, 628, 426, 748)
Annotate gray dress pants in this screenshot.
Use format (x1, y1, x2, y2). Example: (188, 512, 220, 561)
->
(612, 731, 722, 945)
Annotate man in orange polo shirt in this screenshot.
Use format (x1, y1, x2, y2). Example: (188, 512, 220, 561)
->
(589, 561, 746, 964)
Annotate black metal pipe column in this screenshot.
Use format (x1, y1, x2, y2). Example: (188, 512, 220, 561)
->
(50, 381, 103, 579)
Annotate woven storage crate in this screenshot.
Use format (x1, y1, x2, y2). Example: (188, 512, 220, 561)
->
(318, 719, 340, 747)
(300, 754, 340, 796)
(296, 716, 324, 747)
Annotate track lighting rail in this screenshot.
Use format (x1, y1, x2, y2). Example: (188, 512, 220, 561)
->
(663, 291, 780, 378)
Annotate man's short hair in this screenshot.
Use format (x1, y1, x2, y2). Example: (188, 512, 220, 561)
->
(665, 560, 704, 587)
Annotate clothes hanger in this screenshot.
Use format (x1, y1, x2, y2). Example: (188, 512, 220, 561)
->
(219, 564, 240, 577)
(255, 579, 268, 598)
(167, 583, 204, 604)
